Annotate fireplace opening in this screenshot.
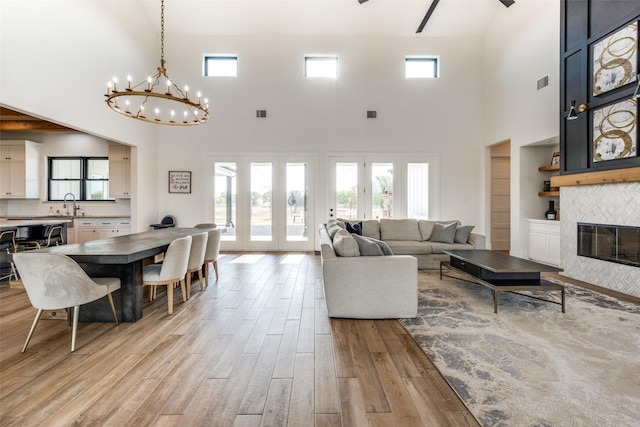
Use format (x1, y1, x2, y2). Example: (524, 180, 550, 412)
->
(577, 223, 640, 267)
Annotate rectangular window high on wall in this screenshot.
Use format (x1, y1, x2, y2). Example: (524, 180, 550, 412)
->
(405, 56, 439, 78)
(305, 55, 338, 78)
(204, 55, 238, 77)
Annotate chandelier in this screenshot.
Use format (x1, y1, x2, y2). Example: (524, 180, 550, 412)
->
(105, 0, 209, 126)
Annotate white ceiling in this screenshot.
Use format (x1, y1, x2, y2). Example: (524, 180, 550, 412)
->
(140, 0, 512, 38)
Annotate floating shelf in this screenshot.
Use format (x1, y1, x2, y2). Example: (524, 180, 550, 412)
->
(538, 191, 560, 197)
(538, 164, 560, 172)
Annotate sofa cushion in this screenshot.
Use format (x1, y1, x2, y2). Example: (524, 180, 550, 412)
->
(332, 230, 361, 257)
(326, 222, 344, 239)
(361, 220, 381, 240)
(429, 242, 474, 254)
(380, 219, 421, 241)
(385, 240, 433, 255)
(352, 234, 393, 256)
(454, 225, 475, 244)
(345, 221, 362, 235)
(429, 222, 457, 244)
(419, 219, 460, 241)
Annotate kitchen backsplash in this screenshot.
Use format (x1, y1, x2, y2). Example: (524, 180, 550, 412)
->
(0, 198, 131, 218)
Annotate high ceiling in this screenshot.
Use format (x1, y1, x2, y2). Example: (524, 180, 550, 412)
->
(140, 0, 509, 38)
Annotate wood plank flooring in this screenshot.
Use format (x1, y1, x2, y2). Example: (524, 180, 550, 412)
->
(0, 253, 478, 426)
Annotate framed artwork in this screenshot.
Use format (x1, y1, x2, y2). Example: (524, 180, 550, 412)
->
(168, 171, 191, 193)
(592, 22, 638, 96)
(551, 151, 560, 165)
(592, 99, 637, 162)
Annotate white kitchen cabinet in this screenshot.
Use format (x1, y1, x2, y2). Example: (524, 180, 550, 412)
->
(98, 219, 132, 239)
(0, 140, 40, 199)
(76, 219, 98, 243)
(109, 144, 131, 198)
(528, 219, 560, 267)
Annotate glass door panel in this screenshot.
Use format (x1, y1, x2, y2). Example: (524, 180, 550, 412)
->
(407, 162, 429, 219)
(335, 161, 359, 220)
(371, 162, 393, 219)
(214, 162, 237, 241)
(286, 162, 308, 241)
(250, 162, 272, 241)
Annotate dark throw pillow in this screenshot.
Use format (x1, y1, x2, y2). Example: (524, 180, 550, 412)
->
(345, 221, 363, 235)
(429, 222, 457, 244)
(454, 225, 475, 244)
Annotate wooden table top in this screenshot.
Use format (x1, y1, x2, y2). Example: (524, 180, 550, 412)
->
(36, 227, 211, 264)
(443, 249, 563, 273)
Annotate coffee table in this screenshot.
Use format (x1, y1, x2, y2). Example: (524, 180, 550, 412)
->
(440, 249, 565, 313)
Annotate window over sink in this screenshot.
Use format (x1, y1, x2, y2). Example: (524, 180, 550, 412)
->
(48, 157, 109, 201)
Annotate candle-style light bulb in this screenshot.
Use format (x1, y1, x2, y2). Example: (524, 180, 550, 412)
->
(125, 100, 130, 113)
(155, 108, 160, 120)
(146, 77, 152, 91)
(140, 105, 145, 118)
(166, 80, 172, 95)
(197, 91, 202, 105)
(127, 75, 132, 90)
(170, 110, 175, 122)
(107, 81, 113, 96)
(112, 77, 118, 92)
(183, 111, 188, 123)
(184, 86, 189, 99)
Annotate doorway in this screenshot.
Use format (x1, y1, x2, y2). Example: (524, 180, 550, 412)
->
(490, 141, 511, 252)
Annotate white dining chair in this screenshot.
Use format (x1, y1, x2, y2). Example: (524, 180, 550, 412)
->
(142, 235, 191, 314)
(185, 232, 208, 299)
(12, 252, 121, 353)
(202, 228, 222, 287)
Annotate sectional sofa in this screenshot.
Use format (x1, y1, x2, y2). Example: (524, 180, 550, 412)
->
(318, 218, 486, 319)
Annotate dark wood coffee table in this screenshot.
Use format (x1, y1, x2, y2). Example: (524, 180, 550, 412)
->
(440, 249, 565, 313)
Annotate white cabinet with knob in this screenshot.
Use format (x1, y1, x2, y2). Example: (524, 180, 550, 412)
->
(0, 140, 40, 199)
(528, 219, 560, 267)
(109, 144, 131, 198)
(75, 218, 131, 242)
(76, 219, 98, 243)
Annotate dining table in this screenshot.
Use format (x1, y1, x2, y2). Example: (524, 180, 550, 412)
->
(35, 227, 213, 322)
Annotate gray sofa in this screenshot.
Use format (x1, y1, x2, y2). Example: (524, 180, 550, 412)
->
(318, 218, 485, 319)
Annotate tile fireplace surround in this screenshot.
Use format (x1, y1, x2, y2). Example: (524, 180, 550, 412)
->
(561, 182, 640, 298)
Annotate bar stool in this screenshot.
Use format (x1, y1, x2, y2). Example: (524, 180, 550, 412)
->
(17, 225, 64, 250)
(0, 228, 18, 282)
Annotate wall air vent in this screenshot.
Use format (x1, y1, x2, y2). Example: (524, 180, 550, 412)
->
(367, 110, 377, 119)
(537, 75, 549, 90)
(256, 110, 267, 118)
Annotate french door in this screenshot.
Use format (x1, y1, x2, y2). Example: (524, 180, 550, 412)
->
(207, 155, 315, 251)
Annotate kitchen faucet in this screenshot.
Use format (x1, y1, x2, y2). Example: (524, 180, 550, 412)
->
(63, 193, 80, 216)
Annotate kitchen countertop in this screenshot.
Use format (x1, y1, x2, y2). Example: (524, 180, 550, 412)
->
(0, 218, 72, 230)
(0, 215, 131, 220)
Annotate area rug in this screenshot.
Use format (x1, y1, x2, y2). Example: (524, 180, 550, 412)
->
(399, 271, 640, 427)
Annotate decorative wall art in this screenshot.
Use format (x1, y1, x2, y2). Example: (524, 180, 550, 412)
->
(592, 99, 637, 162)
(168, 171, 192, 193)
(592, 22, 638, 96)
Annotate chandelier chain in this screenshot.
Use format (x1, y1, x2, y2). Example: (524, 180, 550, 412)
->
(160, 0, 165, 67)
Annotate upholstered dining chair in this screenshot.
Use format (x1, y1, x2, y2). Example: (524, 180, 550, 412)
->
(12, 252, 121, 353)
(17, 225, 64, 249)
(142, 235, 191, 314)
(194, 223, 217, 228)
(202, 228, 222, 287)
(185, 232, 208, 299)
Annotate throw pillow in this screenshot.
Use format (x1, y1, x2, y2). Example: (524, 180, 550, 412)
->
(351, 234, 383, 256)
(345, 221, 363, 235)
(429, 222, 457, 244)
(327, 222, 343, 239)
(454, 225, 475, 244)
(332, 230, 361, 257)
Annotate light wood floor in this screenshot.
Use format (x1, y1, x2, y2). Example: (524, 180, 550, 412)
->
(0, 253, 478, 426)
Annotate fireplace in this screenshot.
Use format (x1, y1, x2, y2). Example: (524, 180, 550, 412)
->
(577, 223, 640, 267)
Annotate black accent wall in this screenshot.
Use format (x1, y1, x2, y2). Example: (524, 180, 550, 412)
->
(560, 0, 640, 175)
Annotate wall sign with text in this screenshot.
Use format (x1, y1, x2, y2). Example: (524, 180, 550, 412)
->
(168, 171, 191, 193)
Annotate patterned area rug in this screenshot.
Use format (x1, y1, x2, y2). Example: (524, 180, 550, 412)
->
(399, 271, 640, 427)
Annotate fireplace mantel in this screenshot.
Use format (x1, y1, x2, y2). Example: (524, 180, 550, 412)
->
(551, 167, 640, 187)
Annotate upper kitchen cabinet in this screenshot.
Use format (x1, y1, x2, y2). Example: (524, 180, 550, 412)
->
(109, 144, 131, 198)
(0, 140, 40, 199)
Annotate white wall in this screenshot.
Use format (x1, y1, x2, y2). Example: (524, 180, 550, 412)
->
(0, 0, 160, 232)
(482, 0, 560, 258)
(157, 34, 486, 237)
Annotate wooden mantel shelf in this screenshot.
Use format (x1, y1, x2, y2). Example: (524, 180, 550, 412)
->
(551, 167, 640, 187)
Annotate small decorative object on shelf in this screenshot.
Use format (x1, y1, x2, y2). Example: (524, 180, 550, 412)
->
(545, 200, 557, 220)
(551, 151, 560, 165)
(543, 180, 551, 192)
